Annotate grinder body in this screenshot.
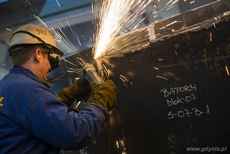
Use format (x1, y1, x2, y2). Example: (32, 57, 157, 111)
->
(83, 59, 107, 84)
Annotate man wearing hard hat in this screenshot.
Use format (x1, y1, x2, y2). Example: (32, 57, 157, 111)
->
(0, 24, 117, 153)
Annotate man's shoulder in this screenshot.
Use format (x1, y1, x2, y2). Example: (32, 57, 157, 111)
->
(1, 70, 49, 94)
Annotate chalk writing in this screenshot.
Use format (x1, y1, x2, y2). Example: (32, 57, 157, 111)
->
(166, 94, 198, 106)
(168, 105, 210, 119)
(161, 84, 197, 97)
(160, 84, 211, 120)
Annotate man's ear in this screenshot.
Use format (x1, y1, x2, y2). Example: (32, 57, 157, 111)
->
(34, 48, 42, 62)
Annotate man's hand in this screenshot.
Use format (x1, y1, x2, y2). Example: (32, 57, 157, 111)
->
(56, 76, 91, 107)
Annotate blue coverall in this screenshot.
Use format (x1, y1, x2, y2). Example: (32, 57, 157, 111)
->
(0, 67, 108, 153)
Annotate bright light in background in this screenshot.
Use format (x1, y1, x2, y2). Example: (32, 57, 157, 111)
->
(93, 0, 151, 59)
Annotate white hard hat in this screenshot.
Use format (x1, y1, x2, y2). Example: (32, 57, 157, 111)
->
(9, 24, 64, 57)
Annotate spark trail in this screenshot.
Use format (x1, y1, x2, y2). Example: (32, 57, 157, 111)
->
(93, 0, 152, 59)
(33, 0, 181, 76)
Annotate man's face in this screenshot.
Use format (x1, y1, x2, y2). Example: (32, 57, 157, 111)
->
(39, 50, 51, 81)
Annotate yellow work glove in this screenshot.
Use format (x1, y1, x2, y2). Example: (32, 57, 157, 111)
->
(87, 80, 117, 112)
(56, 80, 91, 107)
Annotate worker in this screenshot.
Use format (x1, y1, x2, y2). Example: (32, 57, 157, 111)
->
(0, 24, 117, 153)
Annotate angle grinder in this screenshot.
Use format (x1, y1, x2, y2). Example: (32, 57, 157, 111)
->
(83, 58, 109, 84)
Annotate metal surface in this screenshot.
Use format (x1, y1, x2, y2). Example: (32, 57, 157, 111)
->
(106, 20, 230, 154)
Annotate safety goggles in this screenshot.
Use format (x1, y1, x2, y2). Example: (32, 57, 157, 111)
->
(41, 45, 61, 70)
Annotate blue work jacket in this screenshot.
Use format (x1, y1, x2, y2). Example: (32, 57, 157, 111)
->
(0, 67, 107, 153)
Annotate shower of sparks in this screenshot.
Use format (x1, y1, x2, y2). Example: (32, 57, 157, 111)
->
(33, 15, 81, 56)
(93, 0, 152, 59)
(32, 15, 90, 77)
(21, 0, 184, 82)
(32, 0, 181, 67)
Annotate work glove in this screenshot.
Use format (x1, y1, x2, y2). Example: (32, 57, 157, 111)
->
(87, 80, 117, 112)
(56, 76, 91, 107)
